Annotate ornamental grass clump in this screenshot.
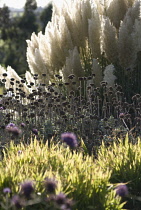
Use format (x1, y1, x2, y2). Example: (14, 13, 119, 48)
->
(1, 177, 74, 210)
(25, 0, 141, 99)
(0, 138, 124, 210)
(98, 135, 141, 209)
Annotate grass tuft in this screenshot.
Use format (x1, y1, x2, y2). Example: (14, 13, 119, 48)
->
(0, 138, 124, 210)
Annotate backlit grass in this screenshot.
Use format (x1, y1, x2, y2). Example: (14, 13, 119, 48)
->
(0, 138, 124, 210)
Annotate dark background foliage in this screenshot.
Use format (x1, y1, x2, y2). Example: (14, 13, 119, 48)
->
(0, 0, 52, 75)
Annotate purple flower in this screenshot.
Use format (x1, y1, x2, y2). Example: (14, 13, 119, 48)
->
(44, 178, 57, 194)
(61, 200, 74, 210)
(21, 181, 34, 198)
(115, 184, 128, 197)
(3, 187, 11, 193)
(20, 123, 25, 128)
(32, 128, 38, 135)
(6, 125, 21, 136)
(55, 193, 66, 205)
(6, 123, 15, 127)
(61, 132, 78, 149)
(5, 123, 21, 136)
(18, 150, 22, 155)
(11, 195, 22, 209)
(12, 127, 21, 136)
(119, 113, 125, 119)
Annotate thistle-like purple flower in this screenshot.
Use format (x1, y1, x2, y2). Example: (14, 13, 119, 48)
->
(32, 128, 38, 135)
(20, 123, 25, 128)
(61, 132, 78, 149)
(11, 127, 21, 136)
(44, 177, 57, 194)
(115, 184, 128, 197)
(119, 113, 125, 119)
(55, 193, 67, 205)
(6, 123, 21, 136)
(11, 195, 22, 209)
(61, 199, 74, 210)
(6, 123, 15, 127)
(21, 181, 34, 198)
(3, 187, 11, 194)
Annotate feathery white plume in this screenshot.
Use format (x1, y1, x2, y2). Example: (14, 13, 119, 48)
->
(103, 17, 118, 63)
(103, 64, 117, 87)
(88, 9, 101, 59)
